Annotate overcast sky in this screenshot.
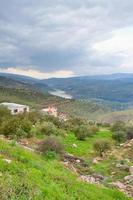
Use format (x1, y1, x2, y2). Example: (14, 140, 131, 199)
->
(0, 0, 133, 79)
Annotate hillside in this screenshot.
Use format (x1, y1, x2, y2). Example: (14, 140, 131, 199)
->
(0, 76, 111, 119)
(42, 74, 133, 106)
(0, 139, 131, 200)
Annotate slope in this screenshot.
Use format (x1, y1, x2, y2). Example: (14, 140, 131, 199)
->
(0, 139, 131, 200)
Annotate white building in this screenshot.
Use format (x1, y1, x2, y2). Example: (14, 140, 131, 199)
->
(1, 102, 29, 115)
(41, 106, 57, 117)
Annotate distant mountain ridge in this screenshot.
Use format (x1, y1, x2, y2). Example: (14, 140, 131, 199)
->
(1, 72, 133, 106)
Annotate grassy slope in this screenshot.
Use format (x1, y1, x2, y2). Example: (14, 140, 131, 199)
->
(64, 130, 133, 181)
(0, 139, 131, 200)
(64, 130, 112, 157)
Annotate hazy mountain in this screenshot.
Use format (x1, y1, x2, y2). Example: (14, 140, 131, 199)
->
(1, 73, 133, 105)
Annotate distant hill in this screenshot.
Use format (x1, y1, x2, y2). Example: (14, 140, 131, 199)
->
(2, 72, 133, 119)
(0, 75, 111, 119)
(42, 74, 133, 105)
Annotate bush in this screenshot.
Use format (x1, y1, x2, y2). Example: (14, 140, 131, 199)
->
(38, 122, 58, 136)
(111, 121, 126, 132)
(38, 136, 64, 154)
(0, 117, 32, 139)
(112, 131, 127, 143)
(89, 126, 99, 134)
(74, 125, 91, 140)
(0, 106, 11, 125)
(126, 126, 133, 140)
(93, 139, 111, 157)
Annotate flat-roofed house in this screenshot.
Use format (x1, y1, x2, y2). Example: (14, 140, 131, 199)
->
(41, 106, 57, 117)
(0, 102, 29, 115)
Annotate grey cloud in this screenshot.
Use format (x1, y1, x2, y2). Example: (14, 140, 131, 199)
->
(0, 0, 133, 75)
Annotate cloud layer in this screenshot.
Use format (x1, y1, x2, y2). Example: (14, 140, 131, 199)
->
(0, 0, 133, 78)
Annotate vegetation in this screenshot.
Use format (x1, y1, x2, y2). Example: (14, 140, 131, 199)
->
(0, 139, 131, 200)
(93, 139, 112, 157)
(38, 136, 64, 155)
(112, 131, 127, 143)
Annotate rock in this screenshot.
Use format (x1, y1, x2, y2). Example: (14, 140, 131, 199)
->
(111, 172, 116, 175)
(129, 166, 133, 175)
(76, 159, 80, 163)
(72, 143, 77, 148)
(92, 157, 103, 164)
(93, 174, 104, 181)
(116, 163, 129, 171)
(124, 175, 133, 182)
(92, 158, 99, 164)
(3, 159, 12, 164)
(112, 181, 126, 190)
(80, 175, 96, 184)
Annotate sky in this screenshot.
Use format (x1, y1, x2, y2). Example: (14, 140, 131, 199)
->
(1, 0, 133, 79)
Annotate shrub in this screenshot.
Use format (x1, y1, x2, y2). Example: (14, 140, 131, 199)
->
(0, 106, 11, 125)
(74, 125, 90, 140)
(112, 131, 127, 143)
(93, 139, 111, 157)
(38, 122, 58, 136)
(0, 117, 20, 137)
(111, 121, 126, 132)
(126, 126, 133, 140)
(89, 126, 99, 134)
(38, 136, 64, 154)
(0, 117, 32, 139)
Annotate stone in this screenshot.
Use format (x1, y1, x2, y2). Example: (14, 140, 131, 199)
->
(112, 181, 126, 190)
(129, 166, 133, 175)
(76, 159, 80, 163)
(124, 175, 133, 182)
(72, 143, 77, 148)
(3, 159, 12, 164)
(116, 163, 129, 171)
(92, 158, 99, 164)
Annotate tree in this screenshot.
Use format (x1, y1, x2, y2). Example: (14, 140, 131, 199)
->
(111, 121, 126, 132)
(126, 126, 133, 140)
(93, 139, 111, 157)
(0, 106, 11, 125)
(112, 131, 126, 143)
(38, 121, 58, 136)
(74, 125, 90, 140)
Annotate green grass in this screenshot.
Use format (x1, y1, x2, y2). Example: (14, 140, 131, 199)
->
(0, 139, 131, 200)
(64, 130, 113, 157)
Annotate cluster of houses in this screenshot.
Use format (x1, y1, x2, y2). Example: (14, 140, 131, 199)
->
(0, 102, 68, 121)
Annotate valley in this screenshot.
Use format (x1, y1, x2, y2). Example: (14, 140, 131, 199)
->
(0, 73, 133, 199)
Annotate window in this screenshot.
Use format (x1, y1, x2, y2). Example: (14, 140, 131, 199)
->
(24, 107, 27, 112)
(14, 109, 18, 113)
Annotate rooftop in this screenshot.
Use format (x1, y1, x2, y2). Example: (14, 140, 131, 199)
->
(1, 102, 29, 109)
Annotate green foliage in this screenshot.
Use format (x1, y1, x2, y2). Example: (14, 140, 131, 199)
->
(0, 106, 11, 125)
(74, 125, 91, 140)
(37, 121, 58, 136)
(0, 116, 33, 139)
(111, 121, 126, 132)
(89, 126, 99, 134)
(0, 139, 130, 200)
(126, 126, 133, 140)
(112, 131, 127, 143)
(38, 136, 64, 155)
(93, 139, 112, 157)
